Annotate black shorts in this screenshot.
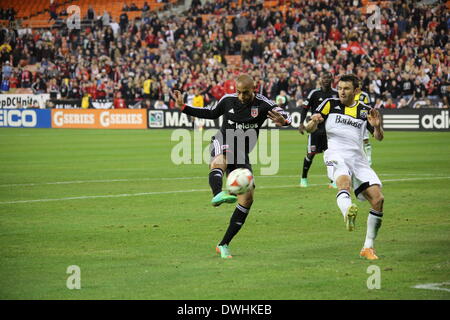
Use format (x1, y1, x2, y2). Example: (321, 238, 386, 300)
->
(210, 136, 253, 175)
(308, 131, 327, 154)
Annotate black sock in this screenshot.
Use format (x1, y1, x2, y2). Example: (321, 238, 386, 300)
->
(219, 204, 250, 246)
(209, 168, 223, 196)
(302, 154, 314, 179)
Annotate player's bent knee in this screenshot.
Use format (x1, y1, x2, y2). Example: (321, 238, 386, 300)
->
(238, 191, 253, 208)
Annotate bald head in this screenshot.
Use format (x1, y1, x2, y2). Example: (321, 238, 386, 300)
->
(236, 74, 254, 88)
(236, 74, 255, 106)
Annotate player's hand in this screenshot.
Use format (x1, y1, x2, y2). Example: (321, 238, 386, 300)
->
(310, 113, 324, 123)
(298, 124, 305, 135)
(171, 90, 184, 109)
(368, 108, 381, 128)
(268, 110, 286, 127)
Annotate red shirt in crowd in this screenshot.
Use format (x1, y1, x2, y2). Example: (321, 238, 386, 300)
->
(114, 97, 127, 109)
(9, 75, 19, 88)
(21, 70, 32, 84)
(384, 103, 397, 109)
(223, 79, 236, 94)
(329, 28, 341, 41)
(86, 84, 98, 99)
(210, 83, 225, 101)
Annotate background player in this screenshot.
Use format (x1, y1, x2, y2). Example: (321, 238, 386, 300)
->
(305, 74, 385, 260)
(173, 74, 292, 259)
(298, 71, 338, 188)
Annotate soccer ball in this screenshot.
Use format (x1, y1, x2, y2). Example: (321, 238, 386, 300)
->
(226, 168, 254, 195)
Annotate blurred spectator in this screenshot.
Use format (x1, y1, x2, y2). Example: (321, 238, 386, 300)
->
(275, 90, 288, 109)
(87, 6, 96, 21)
(31, 76, 47, 94)
(114, 92, 127, 109)
(0, 0, 446, 109)
(2, 60, 12, 78)
(384, 98, 397, 109)
(119, 12, 129, 34)
(49, 1, 58, 22)
(154, 100, 168, 109)
(192, 87, 204, 108)
(397, 98, 409, 109)
(413, 79, 427, 99)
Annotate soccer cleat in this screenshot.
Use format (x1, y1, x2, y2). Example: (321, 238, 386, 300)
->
(328, 181, 337, 189)
(300, 178, 308, 187)
(211, 191, 237, 207)
(344, 203, 358, 231)
(216, 244, 232, 259)
(360, 247, 379, 260)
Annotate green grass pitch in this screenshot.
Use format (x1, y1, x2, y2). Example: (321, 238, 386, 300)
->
(0, 128, 449, 299)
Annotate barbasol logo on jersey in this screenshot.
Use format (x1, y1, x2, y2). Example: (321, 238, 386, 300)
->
(335, 115, 362, 128)
(236, 122, 259, 129)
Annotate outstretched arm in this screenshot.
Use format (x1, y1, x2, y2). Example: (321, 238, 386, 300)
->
(172, 90, 225, 119)
(268, 106, 292, 127)
(305, 113, 324, 133)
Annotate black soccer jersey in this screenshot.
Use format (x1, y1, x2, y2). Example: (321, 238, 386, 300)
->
(301, 88, 338, 133)
(182, 93, 291, 134)
(182, 93, 291, 156)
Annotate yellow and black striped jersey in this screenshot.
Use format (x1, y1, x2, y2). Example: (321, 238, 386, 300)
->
(314, 98, 373, 153)
(355, 91, 371, 105)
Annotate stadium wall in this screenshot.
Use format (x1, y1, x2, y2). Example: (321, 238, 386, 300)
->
(0, 109, 51, 128)
(148, 109, 450, 132)
(51, 109, 148, 129)
(0, 107, 448, 131)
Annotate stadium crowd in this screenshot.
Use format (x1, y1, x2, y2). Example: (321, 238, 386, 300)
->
(0, 0, 449, 109)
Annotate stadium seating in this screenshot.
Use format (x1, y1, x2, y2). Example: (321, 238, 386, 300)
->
(0, 0, 448, 109)
(19, 0, 177, 28)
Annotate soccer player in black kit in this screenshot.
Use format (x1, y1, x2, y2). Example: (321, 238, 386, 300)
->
(173, 74, 292, 259)
(298, 71, 338, 188)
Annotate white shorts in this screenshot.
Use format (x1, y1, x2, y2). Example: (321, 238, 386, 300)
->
(324, 149, 382, 201)
(363, 130, 369, 140)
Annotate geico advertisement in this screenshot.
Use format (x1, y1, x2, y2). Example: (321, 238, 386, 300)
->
(0, 109, 52, 128)
(51, 109, 147, 129)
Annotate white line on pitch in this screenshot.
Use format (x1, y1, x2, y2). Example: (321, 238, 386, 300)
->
(0, 176, 449, 205)
(0, 173, 446, 188)
(412, 282, 450, 293)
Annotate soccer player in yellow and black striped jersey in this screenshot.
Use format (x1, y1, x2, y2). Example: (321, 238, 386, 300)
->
(355, 90, 373, 165)
(305, 74, 385, 260)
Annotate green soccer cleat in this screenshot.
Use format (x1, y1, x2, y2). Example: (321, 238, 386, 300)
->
(211, 191, 237, 207)
(216, 244, 232, 259)
(345, 203, 358, 231)
(300, 178, 308, 188)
